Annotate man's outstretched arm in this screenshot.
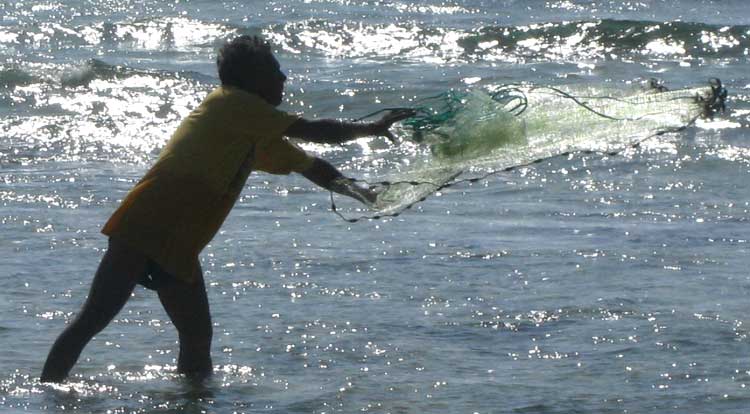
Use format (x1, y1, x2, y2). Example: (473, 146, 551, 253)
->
(285, 109, 415, 144)
(301, 157, 376, 205)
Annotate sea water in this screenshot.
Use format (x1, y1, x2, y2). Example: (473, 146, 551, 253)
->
(1, 1, 749, 413)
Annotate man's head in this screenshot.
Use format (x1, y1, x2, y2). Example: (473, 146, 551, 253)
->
(217, 35, 287, 106)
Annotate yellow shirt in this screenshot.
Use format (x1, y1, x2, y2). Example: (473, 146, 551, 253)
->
(102, 86, 314, 282)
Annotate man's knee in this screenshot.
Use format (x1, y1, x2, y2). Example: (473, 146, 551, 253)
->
(177, 316, 212, 346)
(65, 307, 113, 341)
(196, 320, 213, 345)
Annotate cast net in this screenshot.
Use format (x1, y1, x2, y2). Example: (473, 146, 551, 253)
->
(330, 79, 726, 221)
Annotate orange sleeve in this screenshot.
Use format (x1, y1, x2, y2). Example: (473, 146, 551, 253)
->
(253, 135, 315, 175)
(230, 91, 315, 175)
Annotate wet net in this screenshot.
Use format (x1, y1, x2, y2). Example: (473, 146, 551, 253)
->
(329, 79, 727, 222)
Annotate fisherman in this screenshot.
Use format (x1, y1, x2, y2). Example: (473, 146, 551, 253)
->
(40, 35, 413, 382)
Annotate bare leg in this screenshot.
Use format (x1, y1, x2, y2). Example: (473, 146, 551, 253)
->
(156, 265, 213, 379)
(40, 238, 147, 382)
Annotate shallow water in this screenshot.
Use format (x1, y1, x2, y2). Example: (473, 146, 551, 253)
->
(1, 1, 750, 413)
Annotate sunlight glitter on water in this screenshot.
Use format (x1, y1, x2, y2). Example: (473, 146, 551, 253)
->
(3, 69, 203, 164)
(2, 0, 749, 412)
(266, 21, 467, 63)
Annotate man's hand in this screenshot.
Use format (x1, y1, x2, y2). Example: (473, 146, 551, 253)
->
(301, 157, 378, 207)
(370, 109, 416, 143)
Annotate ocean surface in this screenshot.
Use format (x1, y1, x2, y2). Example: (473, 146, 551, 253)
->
(1, 0, 749, 413)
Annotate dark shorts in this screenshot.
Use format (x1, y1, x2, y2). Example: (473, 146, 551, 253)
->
(139, 258, 177, 291)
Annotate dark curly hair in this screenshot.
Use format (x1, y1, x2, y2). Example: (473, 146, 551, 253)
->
(216, 35, 276, 91)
